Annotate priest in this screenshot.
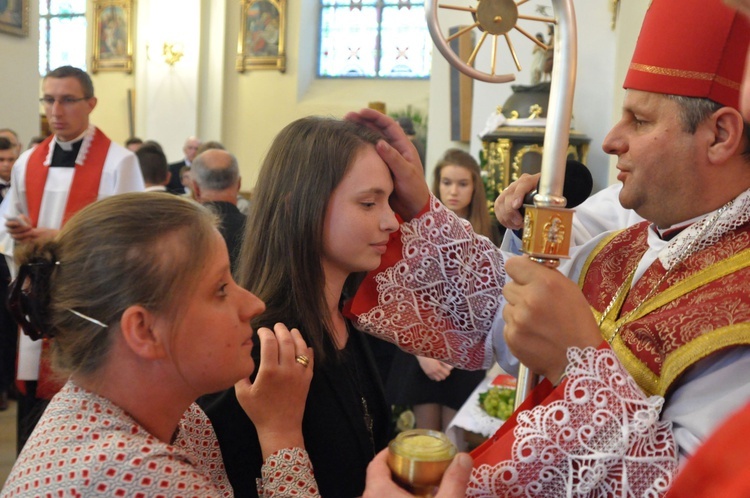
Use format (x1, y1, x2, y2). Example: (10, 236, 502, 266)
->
(0, 65, 144, 452)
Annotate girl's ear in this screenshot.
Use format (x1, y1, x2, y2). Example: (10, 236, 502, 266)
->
(119, 305, 167, 360)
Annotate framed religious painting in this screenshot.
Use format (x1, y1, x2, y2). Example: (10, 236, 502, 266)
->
(0, 0, 29, 37)
(236, 0, 286, 73)
(91, 0, 134, 73)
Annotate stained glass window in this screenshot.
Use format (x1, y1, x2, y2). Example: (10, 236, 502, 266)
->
(39, 0, 87, 76)
(319, 0, 432, 79)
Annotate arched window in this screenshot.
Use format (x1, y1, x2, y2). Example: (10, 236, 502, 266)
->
(39, 0, 87, 76)
(319, 0, 432, 79)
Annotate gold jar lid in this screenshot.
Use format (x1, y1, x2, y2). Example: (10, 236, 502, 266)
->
(389, 429, 457, 462)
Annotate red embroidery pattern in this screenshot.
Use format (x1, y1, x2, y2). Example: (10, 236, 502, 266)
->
(258, 447, 319, 497)
(582, 221, 750, 385)
(357, 196, 505, 370)
(2, 382, 232, 497)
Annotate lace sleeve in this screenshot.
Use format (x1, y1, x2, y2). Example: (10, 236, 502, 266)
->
(469, 346, 678, 497)
(257, 447, 320, 498)
(356, 195, 505, 370)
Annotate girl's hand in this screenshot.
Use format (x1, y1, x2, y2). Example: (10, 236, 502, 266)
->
(416, 356, 453, 382)
(235, 323, 313, 458)
(345, 108, 430, 220)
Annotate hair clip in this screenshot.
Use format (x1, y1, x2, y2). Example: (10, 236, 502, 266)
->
(67, 308, 108, 329)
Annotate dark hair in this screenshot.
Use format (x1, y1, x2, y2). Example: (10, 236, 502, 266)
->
(397, 117, 416, 136)
(191, 149, 239, 191)
(9, 193, 218, 377)
(125, 137, 143, 147)
(668, 95, 750, 157)
(141, 140, 164, 154)
(45, 66, 94, 99)
(432, 148, 495, 240)
(136, 144, 169, 184)
(0, 128, 19, 142)
(236, 116, 382, 364)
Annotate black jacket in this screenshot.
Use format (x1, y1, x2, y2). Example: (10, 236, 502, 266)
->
(203, 201, 246, 272)
(202, 322, 390, 498)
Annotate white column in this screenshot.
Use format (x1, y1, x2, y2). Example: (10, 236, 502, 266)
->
(134, 0, 203, 162)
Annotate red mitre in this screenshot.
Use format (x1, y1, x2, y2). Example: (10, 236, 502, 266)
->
(624, 0, 750, 110)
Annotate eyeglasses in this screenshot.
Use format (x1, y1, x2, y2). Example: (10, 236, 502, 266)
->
(39, 96, 90, 108)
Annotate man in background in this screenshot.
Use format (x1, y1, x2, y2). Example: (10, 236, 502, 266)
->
(0, 129, 22, 159)
(0, 136, 18, 412)
(136, 143, 170, 192)
(190, 148, 245, 271)
(167, 136, 201, 194)
(0, 137, 15, 198)
(0, 65, 144, 452)
(125, 136, 143, 152)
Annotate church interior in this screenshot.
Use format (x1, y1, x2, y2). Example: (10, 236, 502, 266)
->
(2, 0, 651, 193)
(0, 0, 656, 486)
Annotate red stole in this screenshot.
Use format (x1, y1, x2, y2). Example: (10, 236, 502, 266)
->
(666, 401, 750, 497)
(580, 221, 750, 396)
(25, 128, 111, 227)
(21, 129, 110, 399)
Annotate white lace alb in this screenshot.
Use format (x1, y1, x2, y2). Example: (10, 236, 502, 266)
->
(660, 188, 750, 270)
(356, 195, 505, 370)
(468, 347, 677, 497)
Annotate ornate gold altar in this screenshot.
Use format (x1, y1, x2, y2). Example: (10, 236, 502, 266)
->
(481, 125, 590, 199)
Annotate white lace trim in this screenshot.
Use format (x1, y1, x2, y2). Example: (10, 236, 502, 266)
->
(44, 124, 96, 167)
(468, 347, 677, 497)
(660, 188, 750, 270)
(356, 195, 505, 370)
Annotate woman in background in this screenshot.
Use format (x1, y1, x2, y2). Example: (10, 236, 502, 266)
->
(386, 148, 497, 435)
(1, 193, 315, 497)
(204, 117, 399, 497)
(432, 148, 500, 245)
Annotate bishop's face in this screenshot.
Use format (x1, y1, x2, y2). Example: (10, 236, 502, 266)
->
(602, 90, 704, 228)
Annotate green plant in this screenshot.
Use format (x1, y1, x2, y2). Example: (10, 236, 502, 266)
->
(389, 106, 428, 142)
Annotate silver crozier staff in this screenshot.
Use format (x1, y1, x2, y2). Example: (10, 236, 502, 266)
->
(426, 0, 580, 409)
(513, 0, 578, 409)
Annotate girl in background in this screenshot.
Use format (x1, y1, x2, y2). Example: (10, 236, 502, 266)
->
(204, 117, 399, 497)
(433, 148, 500, 245)
(386, 148, 498, 435)
(1, 193, 315, 497)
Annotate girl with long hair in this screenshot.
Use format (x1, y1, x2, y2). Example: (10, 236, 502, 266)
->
(204, 117, 399, 497)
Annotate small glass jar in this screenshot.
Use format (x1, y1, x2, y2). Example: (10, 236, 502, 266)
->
(387, 429, 457, 497)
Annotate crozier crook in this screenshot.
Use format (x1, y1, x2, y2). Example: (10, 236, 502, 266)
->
(425, 0, 578, 408)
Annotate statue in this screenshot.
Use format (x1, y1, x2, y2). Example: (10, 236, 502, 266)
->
(531, 24, 555, 85)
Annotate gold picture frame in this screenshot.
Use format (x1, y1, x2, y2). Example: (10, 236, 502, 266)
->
(236, 0, 286, 73)
(91, 0, 134, 73)
(0, 0, 29, 37)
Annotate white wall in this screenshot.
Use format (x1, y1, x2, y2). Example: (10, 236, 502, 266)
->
(0, 1, 41, 148)
(133, 0, 202, 162)
(425, 7, 472, 182)
(607, 0, 651, 184)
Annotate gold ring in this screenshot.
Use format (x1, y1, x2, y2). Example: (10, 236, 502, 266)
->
(295, 354, 310, 367)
